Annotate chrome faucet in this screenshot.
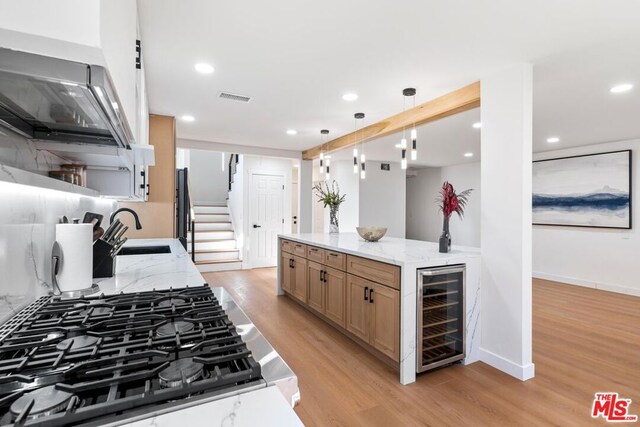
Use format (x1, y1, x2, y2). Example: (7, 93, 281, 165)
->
(110, 208, 142, 230)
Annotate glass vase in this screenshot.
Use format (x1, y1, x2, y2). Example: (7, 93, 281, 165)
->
(439, 215, 451, 253)
(329, 205, 339, 234)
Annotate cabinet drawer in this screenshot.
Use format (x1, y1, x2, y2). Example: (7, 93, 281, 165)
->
(291, 242, 307, 257)
(307, 246, 325, 263)
(346, 255, 400, 290)
(281, 239, 293, 254)
(324, 250, 346, 270)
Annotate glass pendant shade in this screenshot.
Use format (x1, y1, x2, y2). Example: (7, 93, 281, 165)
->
(411, 128, 417, 160)
(401, 149, 407, 170)
(353, 148, 358, 173)
(360, 153, 366, 180)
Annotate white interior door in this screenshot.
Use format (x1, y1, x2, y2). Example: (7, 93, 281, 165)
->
(250, 173, 285, 268)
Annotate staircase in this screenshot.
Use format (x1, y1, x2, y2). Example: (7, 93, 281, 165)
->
(188, 203, 242, 272)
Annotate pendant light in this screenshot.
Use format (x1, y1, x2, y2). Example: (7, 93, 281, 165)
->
(355, 113, 365, 179)
(320, 129, 330, 179)
(352, 115, 359, 174)
(403, 88, 418, 161)
(319, 130, 326, 175)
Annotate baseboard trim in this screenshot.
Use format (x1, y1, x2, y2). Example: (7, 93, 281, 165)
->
(479, 348, 535, 381)
(533, 272, 640, 297)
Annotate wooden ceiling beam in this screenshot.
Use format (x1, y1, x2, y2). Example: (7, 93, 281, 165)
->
(302, 82, 481, 160)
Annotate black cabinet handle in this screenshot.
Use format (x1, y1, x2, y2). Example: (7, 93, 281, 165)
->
(329, 253, 339, 257)
(320, 270, 324, 282)
(291, 259, 295, 268)
(369, 288, 374, 303)
(322, 270, 326, 283)
(364, 286, 369, 301)
(289, 259, 293, 268)
(253, 224, 261, 228)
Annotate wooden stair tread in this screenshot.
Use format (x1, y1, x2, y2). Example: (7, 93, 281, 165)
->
(188, 238, 236, 243)
(195, 259, 241, 265)
(188, 249, 239, 254)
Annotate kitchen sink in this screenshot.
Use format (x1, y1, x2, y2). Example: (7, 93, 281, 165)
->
(117, 245, 171, 256)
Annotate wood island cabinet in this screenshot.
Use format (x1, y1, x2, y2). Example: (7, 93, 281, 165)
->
(281, 238, 400, 364)
(307, 261, 324, 313)
(323, 267, 346, 327)
(281, 252, 307, 303)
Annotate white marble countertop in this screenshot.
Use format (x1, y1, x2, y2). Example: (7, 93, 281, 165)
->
(5, 238, 302, 426)
(279, 232, 480, 267)
(94, 238, 206, 294)
(119, 387, 303, 427)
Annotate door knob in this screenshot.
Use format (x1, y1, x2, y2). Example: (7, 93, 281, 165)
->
(253, 224, 261, 228)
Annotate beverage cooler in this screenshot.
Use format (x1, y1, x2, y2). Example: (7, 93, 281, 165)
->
(417, 265, 465, 372)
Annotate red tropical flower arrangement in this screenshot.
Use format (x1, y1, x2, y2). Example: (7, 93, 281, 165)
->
(436, 181, 473, 218)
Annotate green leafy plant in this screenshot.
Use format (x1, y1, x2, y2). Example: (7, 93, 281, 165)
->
(313, 180, 346, 208)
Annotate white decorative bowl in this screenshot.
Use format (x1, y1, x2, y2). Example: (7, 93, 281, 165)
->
(356, 227, 387, 242)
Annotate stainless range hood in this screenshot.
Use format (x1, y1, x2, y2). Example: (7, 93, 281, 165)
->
(0, 48, 133, 149)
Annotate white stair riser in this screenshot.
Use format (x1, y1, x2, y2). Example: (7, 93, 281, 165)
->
(191, 251, 240, 262)
(194, 214, 230, 222)
(196, 262, 243, 273)
(190, 231, 235, 240)
(194, 206, 228, 214)
(194, 222, 232, 231)
(191, 240, 237, 250)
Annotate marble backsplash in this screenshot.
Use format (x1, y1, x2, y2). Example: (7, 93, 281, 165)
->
(0, 129, 117, 318)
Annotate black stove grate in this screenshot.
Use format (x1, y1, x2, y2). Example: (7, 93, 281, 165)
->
(0, 285, 263, 426)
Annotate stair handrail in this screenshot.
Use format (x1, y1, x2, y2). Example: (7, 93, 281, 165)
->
(186, 173, 196, 262)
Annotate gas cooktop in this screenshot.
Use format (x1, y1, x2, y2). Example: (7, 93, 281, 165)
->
(0, 285, 264, 426)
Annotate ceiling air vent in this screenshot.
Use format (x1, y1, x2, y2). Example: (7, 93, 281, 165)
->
(219, 92, 251, 103)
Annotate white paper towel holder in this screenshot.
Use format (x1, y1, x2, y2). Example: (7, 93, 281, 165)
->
(51, 241, 101, 298)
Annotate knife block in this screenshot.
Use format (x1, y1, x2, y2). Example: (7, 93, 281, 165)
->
(93, 239, 116, 278)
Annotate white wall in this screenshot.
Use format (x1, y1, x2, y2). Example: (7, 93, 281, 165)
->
(0, 130, 117, 315)
(480, 64, 534, 381)
(359, 161, 406, 238)
(298, 160, 313, 233)
(328, 160, 359, 233)
(533, 139, 640, 296)
(0, 0, 101, 47)
(188, 150, 229, 204)
(406, 163, 480, 247)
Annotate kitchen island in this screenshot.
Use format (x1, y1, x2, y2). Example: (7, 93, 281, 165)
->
(277, 233, 481, 385)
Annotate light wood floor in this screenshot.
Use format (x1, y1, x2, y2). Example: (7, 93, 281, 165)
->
(203, 269, 640, 426)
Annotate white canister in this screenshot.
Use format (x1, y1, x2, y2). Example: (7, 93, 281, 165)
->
(55, 223, 93, 292)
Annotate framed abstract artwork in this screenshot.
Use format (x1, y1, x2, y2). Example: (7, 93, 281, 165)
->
(532, 150, 632, 229)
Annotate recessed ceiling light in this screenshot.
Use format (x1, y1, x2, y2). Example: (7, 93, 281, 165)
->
(464, 152, 474, 158)
(194, 63, 214, 74)
(546, 136, 560, 143)
(610, 83, 633, 94)
(342, 93, 358, 101)
(181, 115, 195, 122)
(286, 129, 297, 135)
(472, 122, 482, 129)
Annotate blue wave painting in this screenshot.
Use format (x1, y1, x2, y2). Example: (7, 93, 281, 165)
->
(532, 151, 631, 228)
